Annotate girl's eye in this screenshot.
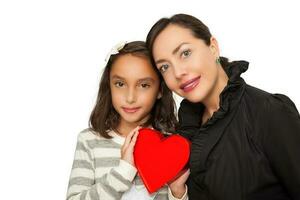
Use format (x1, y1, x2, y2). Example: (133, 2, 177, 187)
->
(114, 81, 124, 87)
(159, 64, 169, 73)
(181, 49, 191, 58)
(140, 83, 150, 88)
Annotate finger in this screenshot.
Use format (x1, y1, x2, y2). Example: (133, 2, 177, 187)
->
(182, 169, 190, 177)
(167, 168, 190, 184)
(182, 168, 190, 175)
(128, 129, 140, 150)
(131, 129, 140, 144)
(123, 126, 140, 149)
(123, 133, 133, 150)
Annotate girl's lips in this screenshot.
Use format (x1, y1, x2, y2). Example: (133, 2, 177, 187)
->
(122, 107, 141, 113)
(180, 77, 200, 93)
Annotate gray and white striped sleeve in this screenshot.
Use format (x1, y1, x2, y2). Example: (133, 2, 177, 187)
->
(66, 133, 137, 200)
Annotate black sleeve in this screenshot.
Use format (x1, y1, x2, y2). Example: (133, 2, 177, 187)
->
(262, 94, 300, 199)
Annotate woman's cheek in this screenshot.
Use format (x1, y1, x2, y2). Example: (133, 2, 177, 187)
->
(163, 75, 175, 90)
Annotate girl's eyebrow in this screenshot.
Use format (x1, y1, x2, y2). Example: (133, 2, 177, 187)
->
(155, 42, 190, 64)
(111, 75, 155, 83)
(111, 75, 125, 80)
(137, 77, 155, 83)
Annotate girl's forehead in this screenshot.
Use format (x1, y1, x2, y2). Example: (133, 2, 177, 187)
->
(110, 54, 159, 80)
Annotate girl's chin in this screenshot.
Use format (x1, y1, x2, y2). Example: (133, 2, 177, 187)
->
(120, 114, 149, 125)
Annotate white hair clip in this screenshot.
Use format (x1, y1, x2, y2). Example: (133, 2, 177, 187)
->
(104, 41, 127, 66)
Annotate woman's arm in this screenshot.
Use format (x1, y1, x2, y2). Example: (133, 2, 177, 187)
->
(262, 94, 300, 199)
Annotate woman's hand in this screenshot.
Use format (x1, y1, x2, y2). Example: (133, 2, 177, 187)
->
(121, 126, 140, 167)
(168, 168, 190, 198)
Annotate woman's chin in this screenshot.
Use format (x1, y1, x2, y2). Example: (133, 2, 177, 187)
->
(185, 93, 205, 103)
(178, 87, 205, 103)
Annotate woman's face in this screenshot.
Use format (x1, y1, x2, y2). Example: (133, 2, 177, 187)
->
(152, 24, 220, 103)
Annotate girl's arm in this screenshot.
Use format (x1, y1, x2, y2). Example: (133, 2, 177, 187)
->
(66, 132, 137, 200)
(167, 169, 190, 200)
(168, 185, 188, 200)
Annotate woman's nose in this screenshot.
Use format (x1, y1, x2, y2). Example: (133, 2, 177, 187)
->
(173, 63, 187, 79)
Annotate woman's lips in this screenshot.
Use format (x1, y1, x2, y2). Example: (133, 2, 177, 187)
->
(122, 107, 141, 113)
(180, 77, 200, 93)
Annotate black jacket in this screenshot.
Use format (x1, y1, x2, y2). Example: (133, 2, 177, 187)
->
(176, 61, 300, 200)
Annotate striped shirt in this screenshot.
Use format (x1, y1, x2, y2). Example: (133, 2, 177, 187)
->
(66, 129, 188, 200)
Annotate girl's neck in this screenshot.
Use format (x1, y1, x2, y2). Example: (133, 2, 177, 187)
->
(116, 115, 151, 137)
(202, 67, 228, 119)
(116, 122, 138, 137)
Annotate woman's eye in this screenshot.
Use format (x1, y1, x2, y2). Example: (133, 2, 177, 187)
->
(181, 50, 191, 58)
(159, 64, 169, 73)
(114, 81, 124, 87)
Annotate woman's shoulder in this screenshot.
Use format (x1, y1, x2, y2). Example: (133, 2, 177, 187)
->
(245, 84, 298, 113)
(265, 93, 299, 118)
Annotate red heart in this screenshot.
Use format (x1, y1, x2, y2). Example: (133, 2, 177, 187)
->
(133, 128, 190, 193)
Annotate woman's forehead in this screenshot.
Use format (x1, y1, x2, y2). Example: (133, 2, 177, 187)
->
(155, 25, 195, 46)
(152, 25, 202, 59)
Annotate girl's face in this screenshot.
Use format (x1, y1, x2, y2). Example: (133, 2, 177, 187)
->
(110, 54, 161, 126)
(152, 24, 220, 103)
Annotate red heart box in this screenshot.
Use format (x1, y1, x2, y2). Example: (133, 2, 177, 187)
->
(133, 128, 190, 193)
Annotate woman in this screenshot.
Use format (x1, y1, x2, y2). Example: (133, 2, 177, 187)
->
(146, 14, 300, 200)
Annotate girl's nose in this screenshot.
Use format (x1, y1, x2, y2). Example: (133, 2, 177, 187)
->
(126, 87, 137, 104)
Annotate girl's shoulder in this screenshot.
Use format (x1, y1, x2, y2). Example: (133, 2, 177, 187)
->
(77, 128, 115, 145)
(77, 128, 122, 150)
(78, 128, 103, 140)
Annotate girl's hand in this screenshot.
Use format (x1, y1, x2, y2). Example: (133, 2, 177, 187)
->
(168, 168, 190, 198)
(121, 126, 140, 167)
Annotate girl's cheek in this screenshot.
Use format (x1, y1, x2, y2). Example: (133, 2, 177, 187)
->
(111, 89, 123, 98)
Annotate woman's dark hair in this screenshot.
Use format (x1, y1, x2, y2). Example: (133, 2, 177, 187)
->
(89, 41, 177, 138)
(146, 13, 230, 68)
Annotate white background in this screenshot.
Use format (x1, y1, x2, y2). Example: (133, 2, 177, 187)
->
(0, 0, 299, 199)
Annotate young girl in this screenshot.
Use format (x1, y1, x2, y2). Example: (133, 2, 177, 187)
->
(66, 41, 189, 200)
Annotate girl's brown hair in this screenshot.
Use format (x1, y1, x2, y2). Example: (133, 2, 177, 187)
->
(146, 13, 230, 69)
(89, 41, 177, 138)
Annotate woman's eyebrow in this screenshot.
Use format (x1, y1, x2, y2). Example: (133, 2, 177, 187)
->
(172, 42, 189, 55)
(155, 59, 168, 65)
(155, 42, 190, 65)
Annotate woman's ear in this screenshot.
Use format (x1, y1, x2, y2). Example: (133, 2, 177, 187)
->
(209, 37, 220, 57)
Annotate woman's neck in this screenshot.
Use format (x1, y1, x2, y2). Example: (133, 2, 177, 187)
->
(202, 67, 228, 119)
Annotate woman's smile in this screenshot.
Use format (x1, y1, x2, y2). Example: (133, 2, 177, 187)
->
(180, 76, 201, 93)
